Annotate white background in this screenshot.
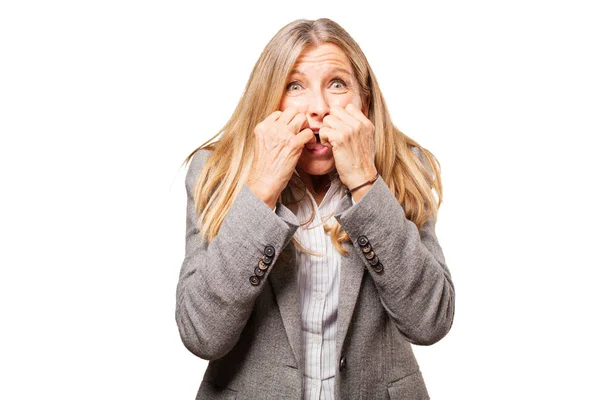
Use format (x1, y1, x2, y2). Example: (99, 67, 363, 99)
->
(1, 0, 599, 399)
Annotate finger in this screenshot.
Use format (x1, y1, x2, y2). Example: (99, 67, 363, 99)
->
(345, 103, 372, 127)
(292, 128, 316, 147)
(265, 110, 283, 123)
(323, 114, 347, 131)
(318, 127, 334, 148)
(330, 105, 359, 129)
(288, 113, 307, 134)
(279, 107, 299, 125)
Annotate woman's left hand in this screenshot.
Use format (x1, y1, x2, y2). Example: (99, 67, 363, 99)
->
(319, 103, 378, 189)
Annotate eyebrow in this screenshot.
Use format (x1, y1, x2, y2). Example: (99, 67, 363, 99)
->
(290, 67, 353, 76)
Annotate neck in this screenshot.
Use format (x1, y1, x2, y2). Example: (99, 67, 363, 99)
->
(295, 169, 334, 196)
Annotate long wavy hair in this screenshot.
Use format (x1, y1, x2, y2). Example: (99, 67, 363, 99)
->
(183, 18, 443, 256)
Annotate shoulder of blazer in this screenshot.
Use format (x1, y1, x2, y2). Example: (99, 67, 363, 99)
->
(186, 148, 213, 182)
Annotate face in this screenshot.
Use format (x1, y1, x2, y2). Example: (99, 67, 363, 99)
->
(280, 43, 364, 177)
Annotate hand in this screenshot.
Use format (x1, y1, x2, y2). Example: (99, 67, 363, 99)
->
(319, 103, 378, 190)
(246, 107, 315, 209)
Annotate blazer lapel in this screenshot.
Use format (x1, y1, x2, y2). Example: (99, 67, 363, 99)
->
(335, 239, 365, 362)
(269, 242, 303, 368)
(335, 194, 365, 361)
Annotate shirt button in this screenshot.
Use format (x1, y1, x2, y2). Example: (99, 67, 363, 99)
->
(312, 335, 321, 344)
(339, 356, 347, 371)
(314, 292, 324, 301)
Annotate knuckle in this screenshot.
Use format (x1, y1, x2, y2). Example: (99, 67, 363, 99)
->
(275, 121, 286, 132)
(289, 136, 301, 148)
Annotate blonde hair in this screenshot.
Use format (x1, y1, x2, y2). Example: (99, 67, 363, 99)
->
(183, 18, 443, 256)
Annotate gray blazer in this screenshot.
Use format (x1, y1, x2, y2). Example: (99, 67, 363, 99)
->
(176, 149, 455, 399)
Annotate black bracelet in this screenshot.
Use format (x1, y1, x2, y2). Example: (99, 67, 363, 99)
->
(345, 174, 379, 197)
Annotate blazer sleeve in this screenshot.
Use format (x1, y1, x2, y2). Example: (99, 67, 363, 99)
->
(334, 177, 455, 346)
(175, 150, 300, 360)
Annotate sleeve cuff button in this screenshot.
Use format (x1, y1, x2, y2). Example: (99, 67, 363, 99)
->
(264, 246, 275, 257)
(357, 236, 369, 247)
(249, 276, 261, 286)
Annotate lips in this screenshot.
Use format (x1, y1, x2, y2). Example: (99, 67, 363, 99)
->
(305, 129, 329, 155)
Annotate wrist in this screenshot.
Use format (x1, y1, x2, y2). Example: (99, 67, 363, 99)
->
(349, 183, 374, 203)
(343, 167, 377, 187)
(246, 179, 279, 210)
(341, 167, 378, 189)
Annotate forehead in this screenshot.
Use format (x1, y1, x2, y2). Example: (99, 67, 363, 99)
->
(291, 43, 353, 74)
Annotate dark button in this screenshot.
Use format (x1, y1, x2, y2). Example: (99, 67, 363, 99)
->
(365, 250, 376, 260)
(372, 263, 384, 273)
(261, 255, 273, 265)
(264, 246, 275, 257)
(361, 244, 372, 253)
(249, 275, 261, 286)
(257, 260, 269, 271)
(368, 256, 380, 266)
(254, 266, 265, 277)
(357, 236, 369, 247)
(339, 356, 347, 371)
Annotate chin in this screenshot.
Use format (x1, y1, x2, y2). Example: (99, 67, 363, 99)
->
(296, 157, 336, 177)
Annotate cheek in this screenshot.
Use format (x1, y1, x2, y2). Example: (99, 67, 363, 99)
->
(328, 93, 362, 109)
(280, 96, 307, 112)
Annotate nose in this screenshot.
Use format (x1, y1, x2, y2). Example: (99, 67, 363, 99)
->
(307, 89, 329, 121)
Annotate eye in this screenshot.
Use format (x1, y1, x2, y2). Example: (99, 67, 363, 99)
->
(330, 78, 348, 90)
(286, 81, 302, 91)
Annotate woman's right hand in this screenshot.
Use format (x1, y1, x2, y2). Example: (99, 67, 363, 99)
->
(246, 107, 315, 209)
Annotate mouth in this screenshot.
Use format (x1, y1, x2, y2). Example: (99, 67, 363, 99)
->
(304, 129, 329, 156)
(312, 130, 321, 143)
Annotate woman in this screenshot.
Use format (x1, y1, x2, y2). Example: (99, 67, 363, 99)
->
(176, 18, 455, 400)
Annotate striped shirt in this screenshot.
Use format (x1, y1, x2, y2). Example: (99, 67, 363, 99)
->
(282, 169, 347, 400)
